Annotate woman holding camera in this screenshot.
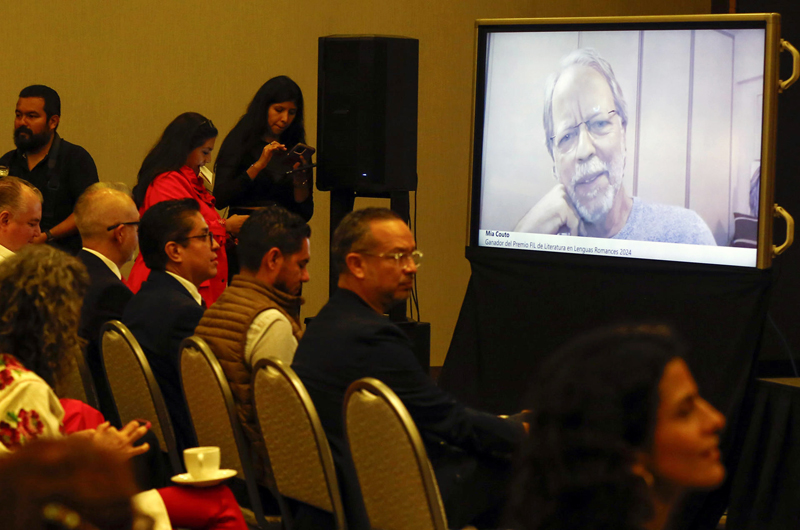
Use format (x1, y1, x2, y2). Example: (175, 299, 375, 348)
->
(213, 75, 313, 222)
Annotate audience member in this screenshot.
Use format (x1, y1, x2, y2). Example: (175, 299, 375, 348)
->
(506, 325, 726, 530)
(0, 245, 247, 530)
(127, 112, 247, 306)
(122, 198, 219, 450)
(214, 76, 313, 221)
(292, 207, 525, 530)
(0, 85, 99, 253)
(0, 176, 42, 262)
(75, 182, 139, 423)
(195, 204, 310, 486)
(0, 437, 141, 530)
(0, 245, 149, 457)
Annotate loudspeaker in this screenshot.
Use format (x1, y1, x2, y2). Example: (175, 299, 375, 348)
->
(317, 35, 419, 195)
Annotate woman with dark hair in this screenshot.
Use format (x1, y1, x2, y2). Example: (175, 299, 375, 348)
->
(213, 76, 313, 222)
(127, 112, 246, 305)
(507, 325, 725, 530)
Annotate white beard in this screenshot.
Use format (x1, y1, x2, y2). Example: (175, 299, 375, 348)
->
(562, 153, 625, 225)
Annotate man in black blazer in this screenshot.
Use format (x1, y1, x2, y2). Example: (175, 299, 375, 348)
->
(75, 183, 140, 424)
(122, 199, 221, 451)
(292, 208, 526, 530)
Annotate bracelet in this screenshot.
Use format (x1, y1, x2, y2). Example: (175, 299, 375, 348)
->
(45, 229, 54, 242)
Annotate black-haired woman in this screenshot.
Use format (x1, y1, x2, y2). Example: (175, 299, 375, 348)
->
(507, 325, 726, 530)
(213, 75, 313, 222)
(127, 112, 246, 306)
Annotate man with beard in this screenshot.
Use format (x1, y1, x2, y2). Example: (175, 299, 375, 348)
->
(0, 85, 98, 254)
(194, 205, 310, 492)
(515, 49, 715, 245)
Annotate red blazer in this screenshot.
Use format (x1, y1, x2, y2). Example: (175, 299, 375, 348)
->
(126, 166, 228, 306)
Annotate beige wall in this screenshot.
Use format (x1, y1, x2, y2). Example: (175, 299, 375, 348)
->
(0, 0, 709, 366)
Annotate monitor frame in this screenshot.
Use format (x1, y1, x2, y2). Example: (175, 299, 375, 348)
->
(466, 14, 782, 269)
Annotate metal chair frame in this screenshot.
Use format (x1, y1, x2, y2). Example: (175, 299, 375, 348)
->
(180, 336, 289, 530)
(62, 342, 100, 410)
(252, 358, 347, 530)
(344, 377, 448, 530)
(100, 320, 182, 473)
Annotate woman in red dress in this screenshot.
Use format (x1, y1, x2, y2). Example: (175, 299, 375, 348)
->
(127, 113, 246, 306)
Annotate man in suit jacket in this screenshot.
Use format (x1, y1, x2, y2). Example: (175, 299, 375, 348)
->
(292, 208, 526, 530)
(122, 199, 220, 450)
(75, 183, 140, 423)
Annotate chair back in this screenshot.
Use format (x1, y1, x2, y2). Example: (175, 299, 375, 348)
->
(179, 335, 271, 529)
(344, 378, 447, 530)
(58, 345, 99, 410)
(252, 358, 347, 530)
(100, 320, 182, 473)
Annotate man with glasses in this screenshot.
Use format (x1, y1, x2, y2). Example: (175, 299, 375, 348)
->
(122, 198, 220, 449)
(194, 205, 310, 491)
(515, 48, 715, 244)
(293, 208, 525, 530)
(75, 183, 139, 422)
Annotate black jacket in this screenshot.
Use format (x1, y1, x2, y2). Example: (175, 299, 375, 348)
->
(292, 288, 524, 530)
(77, 250, 133, 424)
(122, 270, 204, 450)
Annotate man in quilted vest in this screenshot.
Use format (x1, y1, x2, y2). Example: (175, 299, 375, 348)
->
(194, 205, 310, 490)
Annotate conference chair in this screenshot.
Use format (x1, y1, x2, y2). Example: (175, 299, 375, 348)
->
(100, 320, 183, 474)
(179, 336, 286, 530)
(252, 358, 347, 530)
(58, 344, 100, 410)
(344, 377, 448, 530)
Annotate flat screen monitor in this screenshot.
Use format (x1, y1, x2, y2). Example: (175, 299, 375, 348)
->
(469, 14, 783, 268)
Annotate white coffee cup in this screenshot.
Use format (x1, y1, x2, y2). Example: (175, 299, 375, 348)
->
(184, 446, 221, 480)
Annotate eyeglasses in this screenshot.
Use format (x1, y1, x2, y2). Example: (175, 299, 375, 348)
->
(361, 250, 423, 268)
(181, 231, 215, 246)
(106, 221, 140, 231)
(550, 110, 618, 154)
(199, 118, 215, 130)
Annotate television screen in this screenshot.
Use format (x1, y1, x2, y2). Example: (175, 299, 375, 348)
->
(470, 16, 778, 267)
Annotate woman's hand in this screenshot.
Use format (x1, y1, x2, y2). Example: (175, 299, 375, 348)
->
(292, 156, 311, 203)
(247, 141, 286, 180)
(225, 214, 249, 236)
(84, 421, 151, 460)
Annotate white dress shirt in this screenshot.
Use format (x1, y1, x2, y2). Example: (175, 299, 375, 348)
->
(244, 309, 298, 368)
(81, 247, 122, 279)
(165, 271, 203, 306)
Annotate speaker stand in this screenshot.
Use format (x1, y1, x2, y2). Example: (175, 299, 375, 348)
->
(328, 188, 411, 322)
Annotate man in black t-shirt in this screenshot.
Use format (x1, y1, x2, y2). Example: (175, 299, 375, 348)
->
(0, 85, 98, 254)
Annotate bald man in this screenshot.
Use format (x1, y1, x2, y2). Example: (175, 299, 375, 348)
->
(75, 182, 140, 422)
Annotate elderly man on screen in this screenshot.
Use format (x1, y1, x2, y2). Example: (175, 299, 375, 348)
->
(515, 48, 716, 245)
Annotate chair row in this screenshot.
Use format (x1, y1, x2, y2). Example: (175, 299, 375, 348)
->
(88, 320, 456, 530)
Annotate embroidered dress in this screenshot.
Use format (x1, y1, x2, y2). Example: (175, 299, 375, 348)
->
(0, 354, 65, 453)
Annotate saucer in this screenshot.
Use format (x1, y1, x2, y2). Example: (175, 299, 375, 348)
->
(171, 469, 237, 487)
